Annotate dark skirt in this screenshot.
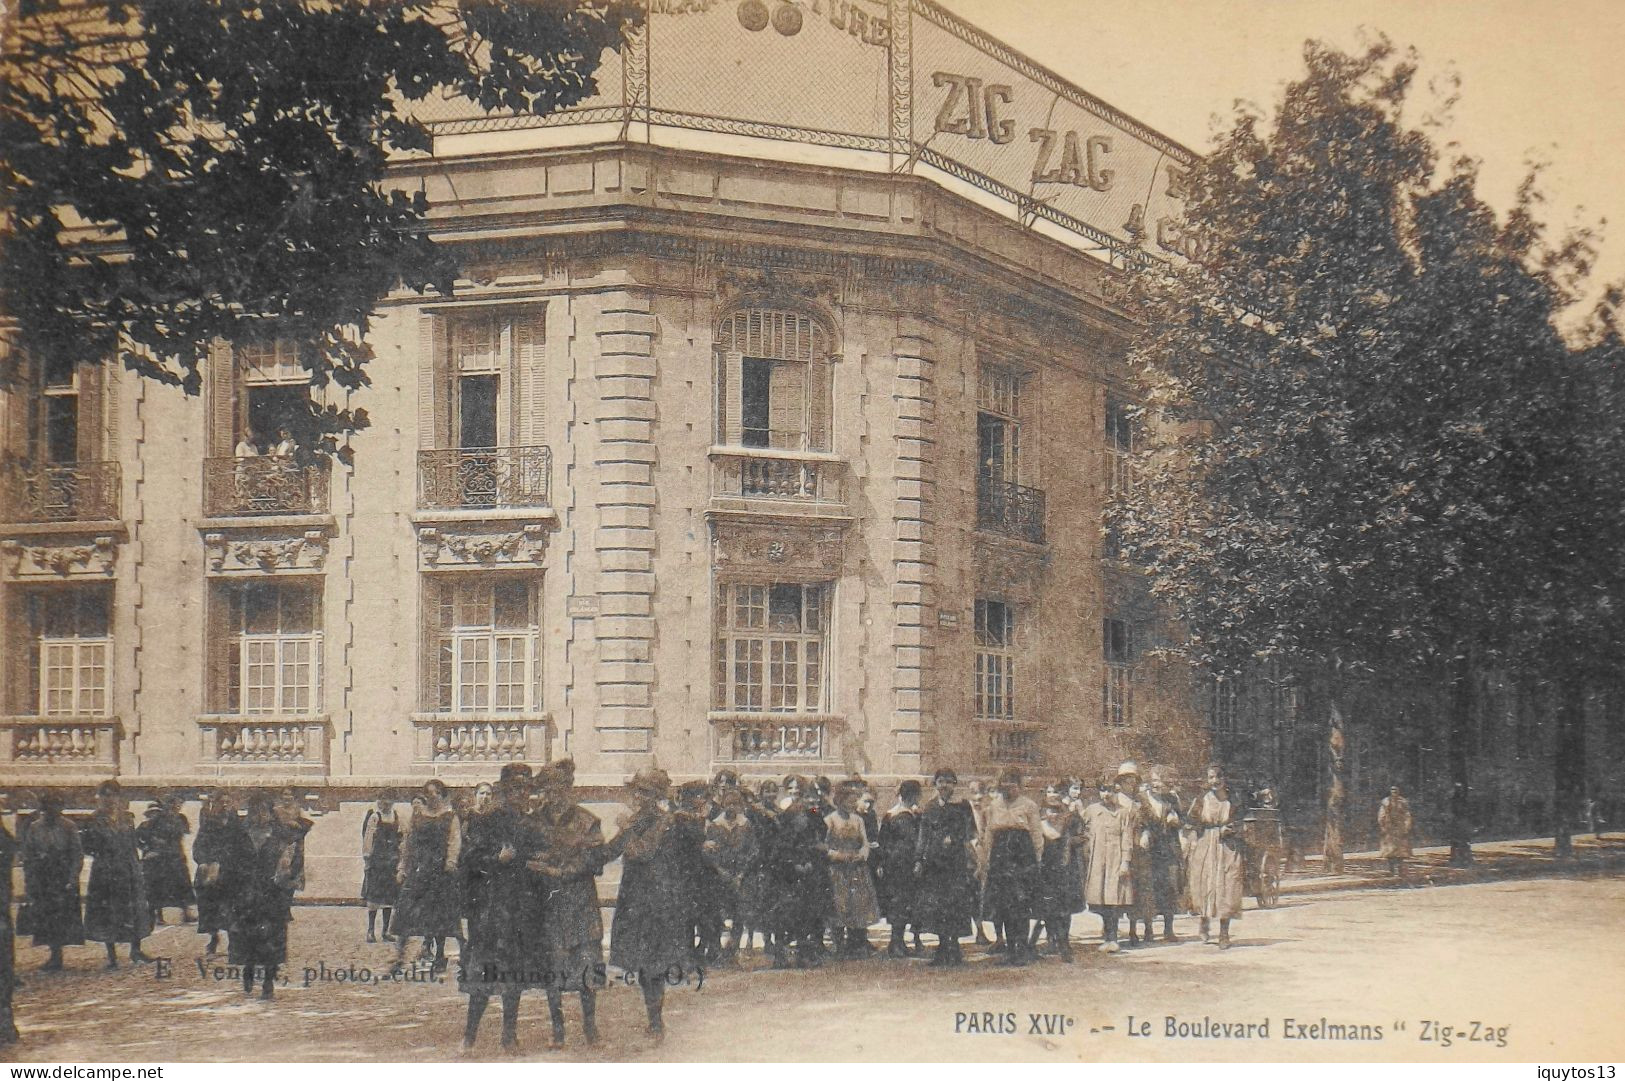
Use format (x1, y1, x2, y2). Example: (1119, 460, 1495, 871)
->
(228, 913, 289, 967)
(985, 829, 1039, 919)
(85, 860, 151, 944)
(21, 870, 84, 948)
(144, 851, 196, 908)
(611, 861, 689, 976)
(396, 868, 461, 938)
(536, 876, 604, 992)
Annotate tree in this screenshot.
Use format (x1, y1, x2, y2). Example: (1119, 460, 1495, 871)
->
(1, 0, 636, 457)
(1114, 39, 1611, 869)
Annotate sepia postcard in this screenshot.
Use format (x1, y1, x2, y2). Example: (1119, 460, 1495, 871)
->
(0, 0, 1622, 1067)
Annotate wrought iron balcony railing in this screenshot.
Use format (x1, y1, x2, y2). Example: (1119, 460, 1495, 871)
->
(976, 476, 1046, 544)
(0, 461, 121, 524)
(203, 456, 329, 517)
(418, 446, 552, 511)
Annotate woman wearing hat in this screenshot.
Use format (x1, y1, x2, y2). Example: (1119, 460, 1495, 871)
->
(82, 781, 152, 968)
(136, 793, 196, 926)
(605, 767, 687, 1042)
(394, 778, 463, 972)
(459, 777, 542, 1051)
(1186, 764, 1245, 947)
(20, 790, 84, 971)
(528, 764, 606, 1049)
(983, 767, 1045, 965)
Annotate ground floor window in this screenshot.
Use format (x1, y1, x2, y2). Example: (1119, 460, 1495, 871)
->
(714, 581, 829, 713)
(424, 576, 541, 714)
(1104, 617, 1136, 728)
(211, 580, 322, 715)
(6, 585, 111, 716)
(975, 598, 1016, 721)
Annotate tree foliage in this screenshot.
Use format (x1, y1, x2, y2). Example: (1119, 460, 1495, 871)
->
(0, 0, 636, 455)
(1115, 38, 1625, 854)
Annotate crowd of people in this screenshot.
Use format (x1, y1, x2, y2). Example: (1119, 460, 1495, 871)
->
(7, 760, 1257, 1052)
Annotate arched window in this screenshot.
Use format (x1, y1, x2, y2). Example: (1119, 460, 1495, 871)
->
(715, 308, 832, 452)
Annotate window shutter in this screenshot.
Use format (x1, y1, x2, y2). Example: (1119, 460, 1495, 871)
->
(75, 362, 103, 463)
(767, 360, 806, 450)
(421, 577, 443, 712)
(1, 348, 29, 462)
(809, 352, 830, 452)
(516, 312, 545, 447)
(722, 351, 744, 446)
(206, 584, 235, 714)
(204, 339, 238, 457)
(4, 592, 36, 714)
(419, 314, 450, 449)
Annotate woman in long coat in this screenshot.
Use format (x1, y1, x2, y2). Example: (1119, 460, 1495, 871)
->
(1186, 764, 1246, 948)
(394, 779, 463, 970)
(1378, 786, 1414, 879)
(20, 790, 84, 970)
(1033, 794, 1084, 960)
(607, 767, 688, 1042)
(914, 768, 976, 966)
(1083, 767, 1140, 954)
(528, 764, 606, 1049)
(360, 793, 402, 943)
(82, 781, 151, 968)
(136, 795, 195, 924)
(823, 780, 879, 957)
(459, 778, 542, 1052)
(192, 789, 244, 956)
(876, 780, 922, 958)
(228, 790, 309, 997)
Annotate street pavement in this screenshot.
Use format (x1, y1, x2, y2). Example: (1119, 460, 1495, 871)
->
(5, 839, 1623, 1063)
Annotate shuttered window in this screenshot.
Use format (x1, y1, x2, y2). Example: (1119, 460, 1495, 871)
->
(423, 577, 541, 714)
(11, 586, 112, 717)
(714, 582, 829, 714)
(716, 309, 831, 452)
(211, 581, 323, 716)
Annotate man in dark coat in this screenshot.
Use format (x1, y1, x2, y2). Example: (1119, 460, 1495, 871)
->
(606, 767, 687, 1043)
(21, 790, 84, 970)
(914, 768, 977, 966)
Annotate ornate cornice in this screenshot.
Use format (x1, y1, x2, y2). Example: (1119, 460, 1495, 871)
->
(204, 530, 329, 576)
(1, 535, 117, 579)
(418, 522, 549, 569)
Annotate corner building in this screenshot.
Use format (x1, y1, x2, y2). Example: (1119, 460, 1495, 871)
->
(0, 0, 1225, 888)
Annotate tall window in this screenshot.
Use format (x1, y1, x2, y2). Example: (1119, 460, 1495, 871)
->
(235, 339, 312, 452)
(974, 598, 1016, 721)
(977, 366, 1022, 485)
(716, 309, 831, 452)
(1106, 397, 1136, 496)
(714, 582, 829, 713)
(1209, 674, 1239, 736)
(1103, 617, 1135, 728)
(216, 581, 322, 715)
(453, 316, 506, 450)
(425, 577, 541, 714)
(8, 586, 111, 716)
(37, 354, 79, 464)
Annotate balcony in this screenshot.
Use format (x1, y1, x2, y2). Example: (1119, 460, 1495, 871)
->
(197, 716, 331, 777)
(418, 446, 552, 512)
(714, 715, 832, 762)
(709, 447, 847, 518)
(977, 477, 1046, 545)
(203, 456, 329, 518)
(0, 716, 122, 776)
(0, 461, 120, 525)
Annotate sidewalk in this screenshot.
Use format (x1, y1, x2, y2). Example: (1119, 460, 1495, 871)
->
(1278, 832, 1625, 895)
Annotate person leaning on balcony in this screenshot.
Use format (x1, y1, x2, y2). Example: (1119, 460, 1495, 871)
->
(271, 427, 296, 458)
(234, 425, 260, 458)
(81, 780, 152, 969)
(20, 789, 84, 971)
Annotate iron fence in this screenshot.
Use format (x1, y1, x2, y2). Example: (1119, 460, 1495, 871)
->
(0, 461, 120, 523)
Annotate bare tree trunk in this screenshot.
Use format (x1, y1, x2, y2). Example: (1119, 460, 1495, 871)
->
(1553, 673, 1586, 859)
(1324, 675, 1347, 875)
(1446, 652, 1475, 867)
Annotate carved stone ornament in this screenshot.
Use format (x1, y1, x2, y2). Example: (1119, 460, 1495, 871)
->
(712, 521, 843, 574)
(1, 535, 117, 580)
(419, 523, 549, 569)
(716, 264, 840, 309)
(973, 537, 1045, 602)
(204, 530, 328, 576)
